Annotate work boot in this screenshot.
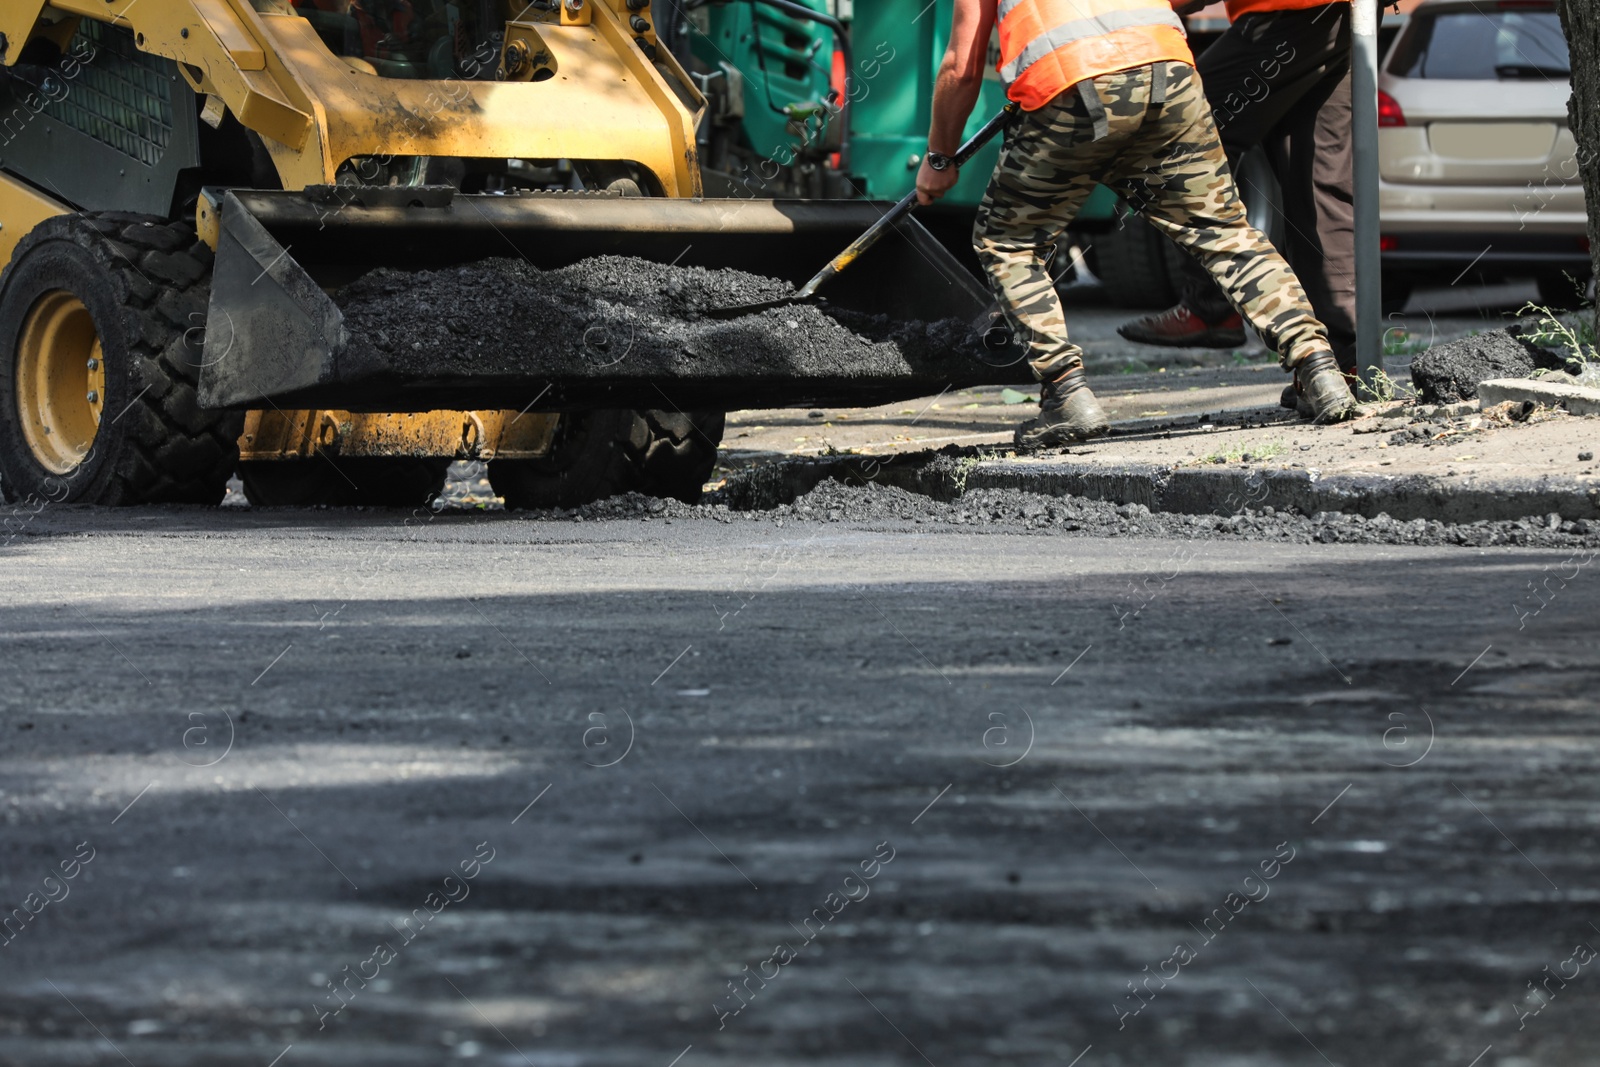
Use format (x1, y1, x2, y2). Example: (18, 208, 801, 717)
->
(1117, 304, 1246, 348)
(1015, 368, 1110, 449)
(1291, 350, 1357, 423)
(1281, 358, 1360, 414)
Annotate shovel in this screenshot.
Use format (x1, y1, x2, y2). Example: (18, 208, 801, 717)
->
(703, 101, 1021, 320)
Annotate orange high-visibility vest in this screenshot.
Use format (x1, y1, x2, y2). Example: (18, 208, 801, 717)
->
(997, 0, 1194, 111)
(1225, 0, 1344, 20)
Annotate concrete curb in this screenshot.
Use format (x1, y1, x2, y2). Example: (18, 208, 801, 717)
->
(1479, 377, 1600, 417)
(717, 450, 1600, 523)
(965, 461, 1600, 523)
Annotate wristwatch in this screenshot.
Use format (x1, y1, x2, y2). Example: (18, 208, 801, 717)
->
(925, 149, 954, 171)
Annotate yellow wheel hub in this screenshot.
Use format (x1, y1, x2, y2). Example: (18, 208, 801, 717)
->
(15, 290, 105, 475)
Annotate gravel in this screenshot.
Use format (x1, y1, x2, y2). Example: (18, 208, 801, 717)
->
(454, 470, 1600, 549)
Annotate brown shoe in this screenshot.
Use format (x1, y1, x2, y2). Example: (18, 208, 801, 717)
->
(1118, 304, 1246, 349)
(1015, 368, 1110, 448)
(1292, 350, 1357, 423)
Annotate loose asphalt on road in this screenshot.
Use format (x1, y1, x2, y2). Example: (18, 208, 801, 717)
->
(3, 493, 1599, 1066)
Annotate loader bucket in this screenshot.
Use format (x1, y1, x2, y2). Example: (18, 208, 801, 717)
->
(198, 188, 1030, 413)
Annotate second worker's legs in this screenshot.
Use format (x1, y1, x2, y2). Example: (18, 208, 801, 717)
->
(1264, 42, 1356, 371)
(1105, 64, 1355, 421)
(1118, 6, 1353, 351)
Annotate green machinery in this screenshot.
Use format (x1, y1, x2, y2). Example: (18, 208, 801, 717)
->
(680, 0, 1125, 276)
(843, 1, 1121, 253)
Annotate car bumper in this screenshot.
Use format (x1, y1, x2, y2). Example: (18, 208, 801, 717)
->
(1381, 230, 1591, 269)
(1381, 181, 1586, 235)
(1380, 181, 1590, 268)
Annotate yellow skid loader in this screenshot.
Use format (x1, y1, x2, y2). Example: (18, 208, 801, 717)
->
(0, 0, 1014, 508)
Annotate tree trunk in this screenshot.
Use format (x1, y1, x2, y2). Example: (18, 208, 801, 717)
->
(1557, 0, 1600, 328)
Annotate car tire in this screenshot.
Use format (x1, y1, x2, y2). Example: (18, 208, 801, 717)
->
(1088, 215, 1186, 309)
(1381, 274, 1414, 316)
(1535, 271, 1591, 311)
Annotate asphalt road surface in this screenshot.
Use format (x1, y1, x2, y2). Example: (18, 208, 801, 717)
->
(3, 501, 1598, 1067)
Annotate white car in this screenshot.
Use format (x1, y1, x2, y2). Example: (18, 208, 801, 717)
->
(1379, 0, 1588, 307)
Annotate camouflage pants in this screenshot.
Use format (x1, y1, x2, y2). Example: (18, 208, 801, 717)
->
(974, 62, 1331, 380)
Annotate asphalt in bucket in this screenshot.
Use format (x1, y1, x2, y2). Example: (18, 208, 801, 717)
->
(335, 255, 992, 380)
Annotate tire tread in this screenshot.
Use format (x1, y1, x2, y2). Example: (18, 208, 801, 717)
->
(0, 212, 241, 504)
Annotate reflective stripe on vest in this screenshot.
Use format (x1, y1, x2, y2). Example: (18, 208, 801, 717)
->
(999, 6, 1188, 85)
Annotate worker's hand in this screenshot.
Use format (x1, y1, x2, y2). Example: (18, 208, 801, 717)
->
(915, 158, 959, 206)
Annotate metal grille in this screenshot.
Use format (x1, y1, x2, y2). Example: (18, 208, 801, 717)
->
(44, 20, 174, 167)
(751, 6, 825, 85)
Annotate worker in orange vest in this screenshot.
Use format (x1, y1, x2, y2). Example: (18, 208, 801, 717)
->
(1117, 0, 1357, 395)
(917, 0, 1355, 447)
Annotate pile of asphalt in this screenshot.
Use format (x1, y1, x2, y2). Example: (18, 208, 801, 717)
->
(492, 479, 1600, 549)
(1410, 326, 1568, 403)
(334, 255, 988, 378)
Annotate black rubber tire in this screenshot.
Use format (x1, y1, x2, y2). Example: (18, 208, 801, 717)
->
(1535, 271, 1592, 311)
(488, 409, 724, 510)
(239, 456, 451, 508)
(1088, 214, 1186, 309)
(0, 213, 241, 505)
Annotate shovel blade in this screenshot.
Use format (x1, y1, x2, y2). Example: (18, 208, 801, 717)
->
(701, 295, 819, 320)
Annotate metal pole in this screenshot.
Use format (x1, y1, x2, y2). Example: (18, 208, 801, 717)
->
(1351, 0, 1383, 388)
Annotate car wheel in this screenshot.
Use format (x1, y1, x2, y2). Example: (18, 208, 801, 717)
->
(1087, 215, 1186, 309)
(1535, 271, 1591, 311)
(1381, 275, 1414, 316)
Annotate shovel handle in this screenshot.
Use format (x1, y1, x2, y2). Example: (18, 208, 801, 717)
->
(795, 101, 1021, 300)
(949, 99, 1025, 167)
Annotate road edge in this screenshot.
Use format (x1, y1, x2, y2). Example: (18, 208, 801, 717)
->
(716, 450, 1600, 523)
